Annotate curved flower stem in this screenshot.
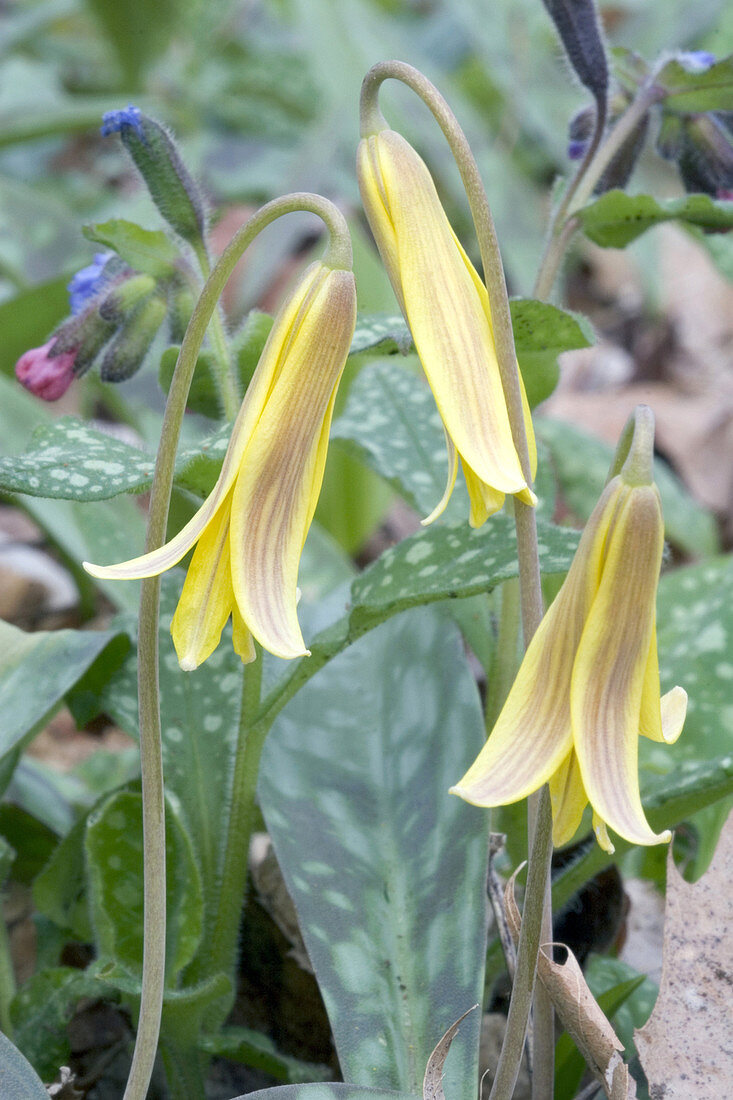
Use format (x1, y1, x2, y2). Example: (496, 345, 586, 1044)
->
(533, 78, 663, 302)
(121, 193, 352, 1100)
(361, 60, 549, 1100)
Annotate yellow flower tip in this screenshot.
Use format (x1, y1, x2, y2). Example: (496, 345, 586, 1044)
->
(593, 817, 615, 854)
(660, 686, 687, 744)
(178, 654, 200, 673)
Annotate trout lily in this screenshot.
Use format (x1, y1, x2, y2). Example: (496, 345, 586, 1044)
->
(451, 408, 687, 852)
(357, 126, 536, 526)
(84, 260, 356, 668)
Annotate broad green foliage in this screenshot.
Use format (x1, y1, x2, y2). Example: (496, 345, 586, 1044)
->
(199, 1028, 331, 1083)
(0, 275, 71, 376)
(233, 1088, 418, 1100)
(655, 54, 733, 111)
(259, 609, 488, 1100)
(86, 789, 203, 985)
(577, 190, 733, 248)
(537, 416, 719, 556)
(0, 619, 126, 760)
(83, 219, 180, 277)
(0, 1031, 49, 1100)
(10, 967, 111, 1080)
(509, 298, 594, 407)
(0, 416, 231, 501)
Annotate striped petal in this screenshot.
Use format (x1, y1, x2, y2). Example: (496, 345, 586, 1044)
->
(82, 262, 326, 583)
(358, 130, 533, 521)
(230, 268, 356, 659)
(549, 751, 589, 848)
(170, 490, 235, 671)
(572, 485, 670, 848)
(639, 625, 688, 744)
(452, 477, 625, 807)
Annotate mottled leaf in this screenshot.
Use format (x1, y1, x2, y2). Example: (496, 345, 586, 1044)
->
(577, 190, 733, 248)
(86, 789, 203, 983)
(349, 313, 412, 356)
(0, 1030, 49, 1100)
(0, 415, 231, 501)
(231, 1087, 417, 1100)
(260, 610, 490, 1100)
(10, 967, 110, 1080)
(0, 619, 127, 760)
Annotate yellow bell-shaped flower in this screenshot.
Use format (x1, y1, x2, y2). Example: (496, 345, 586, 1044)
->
(451, 407, 687, 852)
(84, 260, 357, 668)
(357, 127, 536, 527)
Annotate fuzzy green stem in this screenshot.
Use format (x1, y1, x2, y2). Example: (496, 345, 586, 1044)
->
(193, 241, 241, 421)
(489, 786, 554, 1100)
(361, 60, 549, 1099)
(533, 78, 662, 301)
(120, 192, 352, 1100)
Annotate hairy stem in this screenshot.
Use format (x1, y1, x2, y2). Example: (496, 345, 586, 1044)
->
(361, 60, 550, 1100)
(121, 193, 352, 1100)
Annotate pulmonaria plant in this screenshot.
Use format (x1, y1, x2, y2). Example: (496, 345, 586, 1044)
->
(84, 259, 357, 667)
(15, 340, 78, 401)
(452, 406, 687, 853)
(357, 125, 536, 527)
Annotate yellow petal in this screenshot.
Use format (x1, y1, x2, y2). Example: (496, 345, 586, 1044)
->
(639, 626, 688, 744)
(231, 605, 256, 664)
(358, 129, 531, 513)
(452, 477, 626, 806)
(230, 268, 356, 659)
(572, 485, 671, 848)
(462, 459, 506, 527)
(421, 429, 458, 526)
(82, 262, 326, 583)
(171, 492, 235, 671)
(549, 751, 589, 848)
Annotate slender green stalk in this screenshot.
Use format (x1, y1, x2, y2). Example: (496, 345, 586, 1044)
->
(533, 78, 663, 301)
(360, 61, 550, 1100)
(0, 908, 16, 1037)
(485, 578, 521, 732)
(121, 193, 353, 1100)
(193, 241, 241, 420)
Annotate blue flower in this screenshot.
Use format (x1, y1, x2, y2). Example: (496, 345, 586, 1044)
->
(676, 50, 716, 74)
(100, 106, 144, 139)
(67, 253, 112, 315)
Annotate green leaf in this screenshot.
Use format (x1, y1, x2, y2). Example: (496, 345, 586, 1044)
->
(10, 967, 110, 1080)
(86, 789, 203, 984)
(577, 189, 733, 248)
(0, 619, 127, 761)
(83, 219, 179, 277)
(260, 609, 489, 1100)
(231, 1088, 417, 1100)
(159, 312, 274, 420)
(257, 514, 579, 730)
(86, 0, 180, 85)
(34, 811, 94, 941)
(509, 298, 594, 408)
(537, 416, 719, 556)
(0, 415, 231, 501)
(584, 957, 658, 1070)
(199, 1026, 331, 1083)
(349, 314, 412, 356)
(160, 972, 233, 1047)
(0, 275, 71, 377)
(554, 971, 646, 1098)
(0, 806, 56, 884)
(0, 1030, 49, 1100)
(655, 54, 733, 112)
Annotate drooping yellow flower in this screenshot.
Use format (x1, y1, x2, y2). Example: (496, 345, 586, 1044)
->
(451, 408, 687, 852)
(84, 260, 356, 668)
(357, 126, 536, 527)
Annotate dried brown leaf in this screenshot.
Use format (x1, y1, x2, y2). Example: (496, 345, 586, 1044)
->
(635, 812, 733, 1098)
(422, 1006, 477, 1100)
(504, 870, 635, 1100)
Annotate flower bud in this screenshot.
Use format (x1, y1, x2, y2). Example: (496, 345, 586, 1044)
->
(167, 281, 197, 344)
(99, 295, 167, 382)
(101, 107, 207, 248)
(98, 273, 158, 322)
(658, 110, 733, 196)
(51, 310, 116, 375)
(15, 340, 76, 401)
(542, 0, 609, 114)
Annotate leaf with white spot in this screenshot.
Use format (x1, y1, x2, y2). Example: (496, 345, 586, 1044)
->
(260, 609, 489, 1100)
(0, 1031, 49, 1100)
(349, 313, 413, 356)
(86, 789, 203, 983)
(0, 416, 232, 501)
(231, 1087, 417, 1100)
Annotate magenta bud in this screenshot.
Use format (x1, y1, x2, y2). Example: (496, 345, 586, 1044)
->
(15, 340, 77, 401)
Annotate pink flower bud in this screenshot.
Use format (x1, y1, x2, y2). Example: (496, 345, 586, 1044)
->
(15, 341, 77, 401)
